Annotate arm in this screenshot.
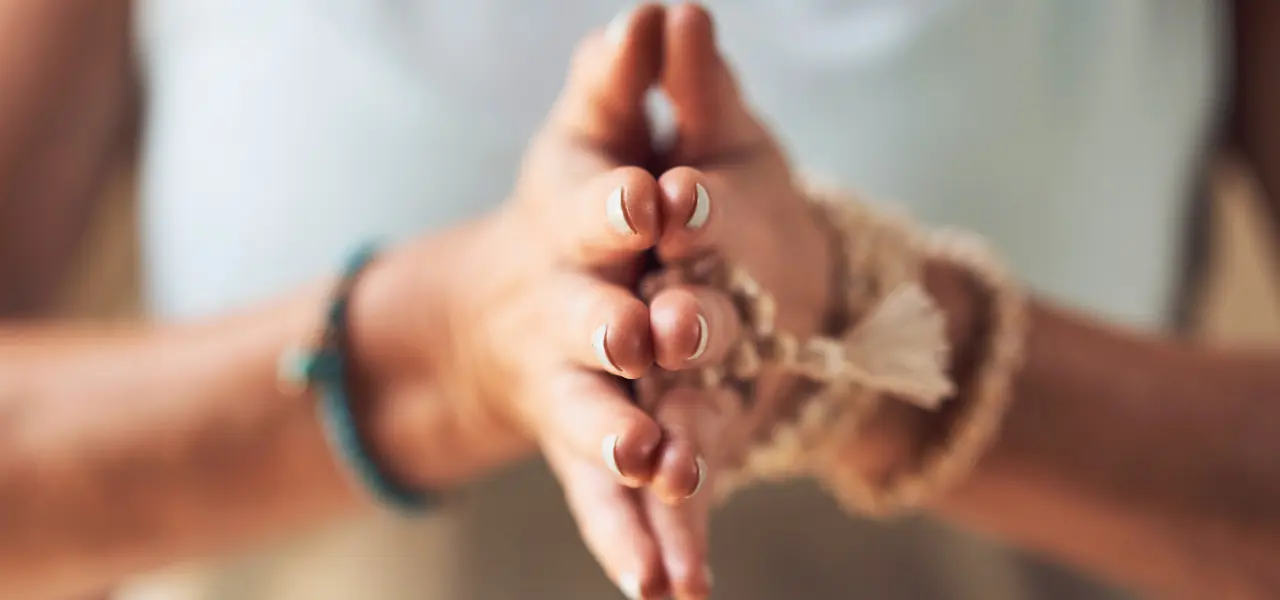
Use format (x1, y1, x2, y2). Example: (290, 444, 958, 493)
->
(0, 0, 137, 316)
(935, 4, 1279, 595)
(1230, 0, 1280, 247)
(648, 4, 1280, 598)
(0, 13, 725, 598)
(927, 287, 1280, 598)
(0, 237, 520, 599)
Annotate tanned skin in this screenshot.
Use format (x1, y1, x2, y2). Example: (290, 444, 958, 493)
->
(1, 3, 1279, 599)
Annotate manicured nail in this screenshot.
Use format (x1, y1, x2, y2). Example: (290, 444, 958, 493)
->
(688, 455, 707, 499)
(602, 434, 624, 478)
(592, 324, 621, 373)
(688, 313, 709, 361)
(619, 573, 643, 600)
(603, 434, 643, 488)
(606, 6, 634, 46)
(606, 185, 635, 235)
(687, 183, 710, 229)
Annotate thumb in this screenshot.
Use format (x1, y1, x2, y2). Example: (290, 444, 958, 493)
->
(546, 3, 665, 163)
(661, 3, 767, 163)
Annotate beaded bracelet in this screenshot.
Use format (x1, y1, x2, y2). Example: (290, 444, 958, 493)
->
(278, 242, 435, 514)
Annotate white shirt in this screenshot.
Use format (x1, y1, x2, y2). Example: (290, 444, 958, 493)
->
(130, 1, 1224, 599)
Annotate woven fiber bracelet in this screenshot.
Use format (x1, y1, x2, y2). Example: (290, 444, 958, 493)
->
(278, 242, 436, 514)
(640, 178, 1027, 517)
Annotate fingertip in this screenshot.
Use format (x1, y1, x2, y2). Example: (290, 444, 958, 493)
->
(619, 569, 670, 600)
(657, 167, 717, 260)
(668, 560, 714, 600)
(556, 4, 664, 160)
(653, 437, 704, 505)
(609, 415, 665, 485)
(595, 295, 654, 378)
(560, 168, 660, 265)
(641, 483, 714, 600)
(607, 2, 666, 51)
(668, 1, 717, 46)
(649, 287, 706, 370)
(605, 167, 662, 247)
(663, 3, 722, 118)
(651, 286, 740, 371)
(549, 446, 669, 600)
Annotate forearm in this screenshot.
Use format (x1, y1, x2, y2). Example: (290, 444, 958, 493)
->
(0, 241, 508, 597)
(0, 0, 136, 316)
(938, 301, 1280, 598)
(0, 288, 356, 595)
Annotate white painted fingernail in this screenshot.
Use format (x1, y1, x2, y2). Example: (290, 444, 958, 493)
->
(688, 455, 708, 498)
(602, 434, 624, 478)
(688, 313, 709, 361)
(619, 573, 642, 600)
(592, 324, 621, 373)
(687, 183, 710, 229)
(606, 7, 634, 46)
(606, 185, 635, 235)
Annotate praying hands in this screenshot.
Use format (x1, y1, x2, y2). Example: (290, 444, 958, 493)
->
(2, 4, 1280, 600)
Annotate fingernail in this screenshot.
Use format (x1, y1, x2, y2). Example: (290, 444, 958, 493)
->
(606, 185, 636, 235)
(688, 313, 709, 361)
(619, 573, 643, 600)
(688, 455, 708, 499)
(592, 324, 621, 373)
(687, 183, 710, 229)
(704, 564, 715, 588)
(606, 6, 634, 46)
(602, 434, 624, 478)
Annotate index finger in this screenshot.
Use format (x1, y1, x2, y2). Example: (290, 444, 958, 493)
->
(541, 166, 664, 266)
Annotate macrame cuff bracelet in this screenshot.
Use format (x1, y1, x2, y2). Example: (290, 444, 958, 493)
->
(647, 177, 1028, 518)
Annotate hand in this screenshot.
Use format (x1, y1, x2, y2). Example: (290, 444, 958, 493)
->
(613, 6, 841, 598)
(348, 5, 742, 599)
(631, 10, 990, 599)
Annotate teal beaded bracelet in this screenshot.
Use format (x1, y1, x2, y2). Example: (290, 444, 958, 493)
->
(279, 242, 435, 514)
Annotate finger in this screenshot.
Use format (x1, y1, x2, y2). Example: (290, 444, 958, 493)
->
(662, 2, 765, 162)
(548, 2, 665, 160)
(551, 166, 662, 265)
(655, 166, 734, 261)
(534, 369, 664, 487)
(645, 386, 733, 599)
(644, 490, 714, 600)
(649, 285, 742, 371)
(547, 273, 654, 378)
(544, 441, 669, 600)
(648, 386, 725, 506)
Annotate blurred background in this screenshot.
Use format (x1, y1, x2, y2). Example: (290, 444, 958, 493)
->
(19, 1, 1278, 599)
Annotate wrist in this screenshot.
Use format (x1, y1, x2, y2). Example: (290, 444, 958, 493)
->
(839, 259, 988, 487)
(343, 246, 435, 492)
(922, 259, 986, 376)
(345, 233, 534, 493)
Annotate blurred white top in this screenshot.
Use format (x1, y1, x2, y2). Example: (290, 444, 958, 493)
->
(131, 1, 1224, 599)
